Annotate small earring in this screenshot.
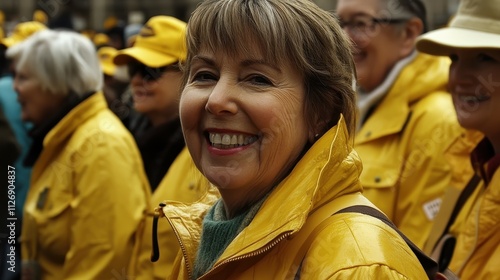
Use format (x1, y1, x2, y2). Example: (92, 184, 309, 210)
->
(314, 133, 319, 138)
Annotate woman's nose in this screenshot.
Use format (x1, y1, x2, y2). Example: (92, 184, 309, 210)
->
(449, 61, 474, 87)
(205, 78, 238, 115)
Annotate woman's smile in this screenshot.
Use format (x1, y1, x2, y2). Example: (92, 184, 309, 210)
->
(207, 131, 259, 149)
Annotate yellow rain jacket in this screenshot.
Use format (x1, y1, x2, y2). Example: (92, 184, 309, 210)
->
(134, 148, 210, 280)
(448, 139, 500, 279)
(21, 92, 151, 279)
(163, 117, 427, 279)
(355, 53, 464, 248)
(423, 129, 484, 255)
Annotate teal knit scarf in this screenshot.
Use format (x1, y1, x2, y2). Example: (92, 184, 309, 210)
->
(193, 197, 266, 279)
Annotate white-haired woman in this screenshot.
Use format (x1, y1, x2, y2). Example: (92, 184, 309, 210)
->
(6, 29, 151, 279)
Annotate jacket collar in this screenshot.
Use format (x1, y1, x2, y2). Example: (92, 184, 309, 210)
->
(162, 115, 363, 269)
(43, 92, 107, 148)
(24, 91, 95, 166)
(28, 92, 108, 184)
(356, 53, 450, 144)
(471, 137, 500, 185)
(444, 129, 484, 188)
(357, 51, 417, 128)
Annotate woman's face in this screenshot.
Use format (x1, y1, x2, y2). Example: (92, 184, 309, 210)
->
(448, 48, 500, 139)
(129, 62, 183, 125)
(13, 67, 66, 126)
(336, 0, 408, 92)
(180, 46, 309, 202)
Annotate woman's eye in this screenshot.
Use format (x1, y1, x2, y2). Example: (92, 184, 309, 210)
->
(192, 72, 217, 82)
(354, 20, 368, 29)
(449, 54, 458, 62)
(248, 75, 272, 86)
(478, 53, 496, 62)
(14, 72, 27, 81)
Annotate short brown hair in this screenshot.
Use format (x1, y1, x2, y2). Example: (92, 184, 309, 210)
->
(183, 0, 357, 139)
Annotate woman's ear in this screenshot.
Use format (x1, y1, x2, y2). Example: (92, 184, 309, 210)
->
(308, 119, 327, 143)
(399, 17, 424, 58)
(308, 129, 318, 143)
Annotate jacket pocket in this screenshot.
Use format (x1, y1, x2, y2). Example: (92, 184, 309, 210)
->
(359, 163, 400, 218)
(360, 163, 400, 189)
(31, 185, 72, 259)
(34, 186, 72, 220)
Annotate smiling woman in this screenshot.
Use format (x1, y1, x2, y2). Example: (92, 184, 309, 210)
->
(335, 0, 465, 250)
(156, 0, 428, 279)
(416, 0, 500, 278)
(181, 44, 309, 206)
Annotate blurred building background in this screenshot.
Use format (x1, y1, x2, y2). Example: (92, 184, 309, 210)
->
(0, 0, 460, 39)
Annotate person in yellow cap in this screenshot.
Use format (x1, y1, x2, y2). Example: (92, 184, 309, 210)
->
(415, 0, 500, 279)
(104, 16, 125, 50)
(1, 21, 47, 48)
(32, 9, 48, 25)
(113, 15, 189, 192)
(0, 10, 5, 40)
(92, 32, 111, 49)
(113, 16, 209, 280)
(104, 16, 119, 30)
(0, 21, 46, 280)
(97, 46, 130, 119)
(98, 45, 119, 101)
(80, 29, 96, 41)
(98, 46, 118, 78)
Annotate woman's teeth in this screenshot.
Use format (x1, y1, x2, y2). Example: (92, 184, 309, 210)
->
(209, 133, 258, 148)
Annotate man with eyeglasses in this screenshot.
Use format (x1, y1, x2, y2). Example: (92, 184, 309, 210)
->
(113, 16, 209, 280)
(335, 0, 466, 249)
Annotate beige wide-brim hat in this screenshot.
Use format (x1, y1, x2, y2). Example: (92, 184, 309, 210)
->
(416, 0, 500, 56)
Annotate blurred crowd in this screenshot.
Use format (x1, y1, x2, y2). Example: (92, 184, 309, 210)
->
(0, 0, 499, 279)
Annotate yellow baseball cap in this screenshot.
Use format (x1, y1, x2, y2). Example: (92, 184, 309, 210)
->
(104, 16, 119, 30)
(1, 21, 47, 48)
(93, 33, 111, 47)
(98, 47, 118, 76)
(33, 10, 48, 25)
(113, 16, 187, 68)
(80, 29, 96, 40)
(0, 10, 5, 25)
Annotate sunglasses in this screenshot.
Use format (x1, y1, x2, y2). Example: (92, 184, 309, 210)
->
(127, 62, 179, 81)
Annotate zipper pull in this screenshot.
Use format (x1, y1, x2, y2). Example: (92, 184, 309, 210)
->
(151, 202, 166, 262)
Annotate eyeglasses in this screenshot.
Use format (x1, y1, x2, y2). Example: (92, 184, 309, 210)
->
(338, 15, 409, 36)
(127, 62, 180, 81)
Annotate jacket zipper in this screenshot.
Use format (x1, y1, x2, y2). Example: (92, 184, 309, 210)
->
(153, 202, 294, 279)
(199, 231, 293, 279)
(171, 223, 194, 279)
(150, 202, 166, 262)
(152, 202, 195, 278)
